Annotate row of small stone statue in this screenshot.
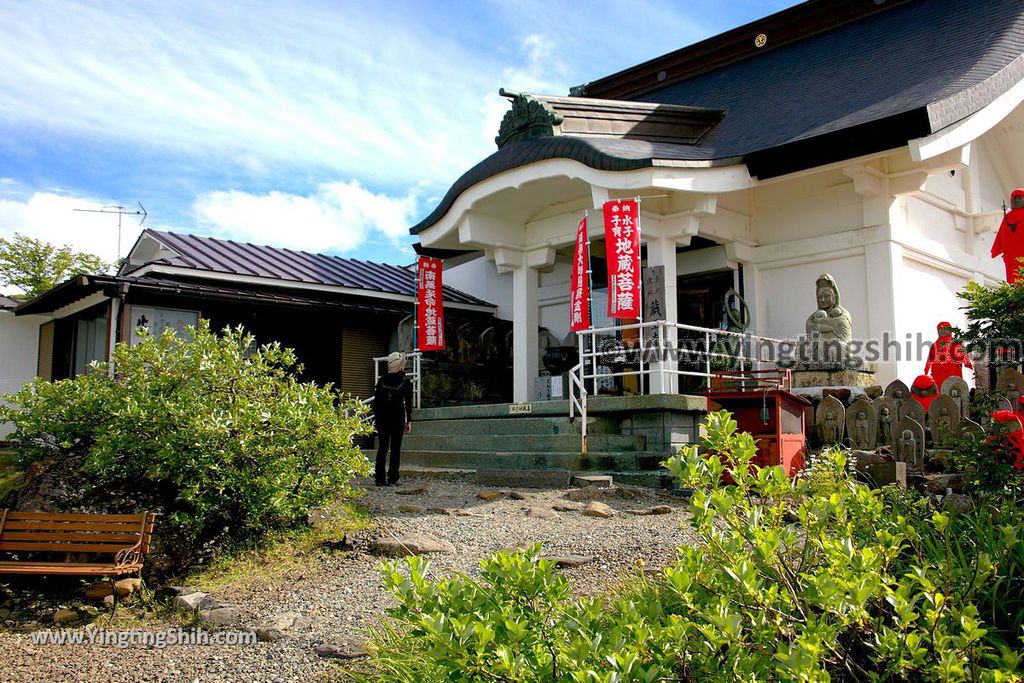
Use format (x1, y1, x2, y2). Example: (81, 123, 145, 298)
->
(815, 376, 976, 466)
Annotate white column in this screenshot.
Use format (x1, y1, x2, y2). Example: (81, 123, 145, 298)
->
(646, 235, 678, 394)
(495, 247, 555, 403)
(511, 263, 539, 403)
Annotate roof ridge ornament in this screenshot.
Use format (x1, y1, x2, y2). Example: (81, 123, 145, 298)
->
(494, 88, 564, 149)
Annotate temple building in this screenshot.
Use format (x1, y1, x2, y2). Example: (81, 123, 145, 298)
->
(414, 0, 1024, 401)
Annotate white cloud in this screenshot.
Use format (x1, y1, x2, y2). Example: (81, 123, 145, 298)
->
(192, 181, 420, 254)
(0, 192, 130, 265)
(482, 33, 573, 146)
(0, 1, 500, 190)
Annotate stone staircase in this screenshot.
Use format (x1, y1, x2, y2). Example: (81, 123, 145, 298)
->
(371, 396, 708, 488)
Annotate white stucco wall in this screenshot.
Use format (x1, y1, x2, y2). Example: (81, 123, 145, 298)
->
(758, 256, 870, 343)
(893, 257, 973, 385)
(0, 310, 42, 437)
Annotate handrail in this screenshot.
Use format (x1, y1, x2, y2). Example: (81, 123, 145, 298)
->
(568, 320, 784, 419)
(568, 360, 587, 455)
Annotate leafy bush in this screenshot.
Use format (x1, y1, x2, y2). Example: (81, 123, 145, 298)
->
(948, 421, 1024, 497)
(357, 411, 1024, 681)
(356, 545, 675, 683)
(1, 322, 371, 565)
(957, 280, 1024, 368)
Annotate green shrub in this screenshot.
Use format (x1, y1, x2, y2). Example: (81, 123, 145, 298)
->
(355, 545, 676, 683)
(357, 411, 1024, 681)
(1, 322, 371, 563)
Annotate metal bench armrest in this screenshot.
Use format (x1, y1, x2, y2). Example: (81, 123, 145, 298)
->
(114, 542, 144, 569)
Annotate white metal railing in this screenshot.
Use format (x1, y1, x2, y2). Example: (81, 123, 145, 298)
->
(569, 321, 785, 453)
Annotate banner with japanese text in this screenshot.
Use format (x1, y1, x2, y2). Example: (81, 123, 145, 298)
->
(569, 216, 591, 332)
(603, 199, 640, 319)
(416, 257, 445, 351)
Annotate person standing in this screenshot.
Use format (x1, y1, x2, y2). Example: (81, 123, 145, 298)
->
(373, 352, 413, 486)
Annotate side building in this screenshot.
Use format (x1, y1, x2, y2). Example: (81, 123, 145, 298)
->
(4, 230, 501, 421)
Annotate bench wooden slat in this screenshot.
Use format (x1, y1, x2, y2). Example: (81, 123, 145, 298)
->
(0, 532, 141, 543)
(6, 512, 148, 523)
(3, 521, 150, 532)
(0, 541, 135, 553)
(0, 562, 133, 576)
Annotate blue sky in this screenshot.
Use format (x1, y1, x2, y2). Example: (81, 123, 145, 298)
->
(0, 0, 800, 270)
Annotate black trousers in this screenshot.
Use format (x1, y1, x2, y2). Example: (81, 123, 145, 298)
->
(375, 425, 404, 484)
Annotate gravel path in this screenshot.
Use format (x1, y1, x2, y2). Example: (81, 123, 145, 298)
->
(0, 475, 695, 683)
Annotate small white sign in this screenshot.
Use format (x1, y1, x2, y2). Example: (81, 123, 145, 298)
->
(549, 375, 563, 398)
(509, 403, 533, 414)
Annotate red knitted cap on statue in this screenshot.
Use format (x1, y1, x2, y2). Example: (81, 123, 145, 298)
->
(911, 374, 938, 410)
(912, 375, 937, 392)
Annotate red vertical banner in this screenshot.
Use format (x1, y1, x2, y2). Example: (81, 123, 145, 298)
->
(569, 216, 591, 332)
(603, 199, 640, 319)
(417, 257, 445, 351)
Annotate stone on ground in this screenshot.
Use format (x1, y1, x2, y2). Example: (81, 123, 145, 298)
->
(526, 507, 558, 520)
(255, 611, 315, 642)
(172, 592, 208, 612)
(53, 608, 79, 625)
(572, 474, 613, 488)
(582, 501, 615, 518)
(201, 606, 243, 627)
(314, 642, 369, 659)
(627, 505, 673, 516)
(372, 532, 455, 556)
(476, 491, 501, 500)
(541, 555, 595, 568)
(394, 487, 428, 496)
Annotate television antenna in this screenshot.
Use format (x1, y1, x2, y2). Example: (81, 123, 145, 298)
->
(72, 202, 148, 262)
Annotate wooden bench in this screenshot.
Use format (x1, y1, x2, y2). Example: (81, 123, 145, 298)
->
(0, 510, 157, 611)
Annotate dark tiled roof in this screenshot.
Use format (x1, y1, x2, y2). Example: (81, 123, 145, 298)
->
(134, 230, 492, 307)
(412, 0, 1024, 234)
(640, 0, 1024, 160)
(0, 295, 20, 310)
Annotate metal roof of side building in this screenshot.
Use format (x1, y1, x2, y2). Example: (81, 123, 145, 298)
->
(0, 296, 20, 310)
(13, 230, 496, 316)
(121, 229, 493, 307)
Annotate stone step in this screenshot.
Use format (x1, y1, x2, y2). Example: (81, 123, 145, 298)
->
(407, 416, 618, 436)
(400, 433, 646, 454)
(399, 450, 666, 472)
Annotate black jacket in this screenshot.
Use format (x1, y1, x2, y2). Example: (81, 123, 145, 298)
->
(372, 371, 413, 426)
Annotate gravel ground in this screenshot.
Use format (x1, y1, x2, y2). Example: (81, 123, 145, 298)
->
(0, 474, 695, 683)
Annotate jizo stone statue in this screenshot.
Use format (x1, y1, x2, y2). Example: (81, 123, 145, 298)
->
(800, 274, 854, 367)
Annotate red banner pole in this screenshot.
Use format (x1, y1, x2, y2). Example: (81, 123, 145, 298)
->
(636, 195, 645, 393)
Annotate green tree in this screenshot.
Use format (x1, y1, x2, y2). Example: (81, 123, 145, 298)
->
(957, 280, 1024, 368)
(0, 232, 108, 299)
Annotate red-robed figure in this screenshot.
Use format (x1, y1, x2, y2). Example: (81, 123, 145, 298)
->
(924, 321, 973, 387)
(992, 188, 1024, 284)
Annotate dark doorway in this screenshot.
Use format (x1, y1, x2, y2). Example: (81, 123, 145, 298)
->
(677, 269, 737, 393)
